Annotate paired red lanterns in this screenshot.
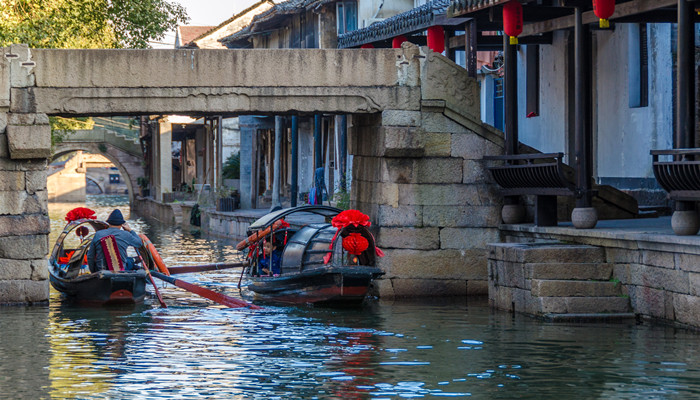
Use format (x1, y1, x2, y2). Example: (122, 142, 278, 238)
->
(592, 0, 615, 28)
(342, 233, 369, 256)
(427, 26, 445, 53)
(392, 35, 408, 48)
(502, 0, 523, 45)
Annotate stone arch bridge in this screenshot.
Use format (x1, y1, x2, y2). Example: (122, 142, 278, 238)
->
(1, 43, 502, 303)
(52, 129, 144, 203)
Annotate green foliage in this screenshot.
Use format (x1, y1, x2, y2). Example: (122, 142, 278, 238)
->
(222, 152, 240, 180)
(137, 176, 149, 189)
(333, 190, 350, 210)
(0, 0, 189, 49)
(98, 143, 107, 152)
(50, 116, 94, 147)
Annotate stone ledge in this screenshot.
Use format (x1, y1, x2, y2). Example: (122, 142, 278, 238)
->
(531, 279, 622, 297)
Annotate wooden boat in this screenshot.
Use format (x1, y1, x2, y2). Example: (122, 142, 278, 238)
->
(48, 218, 148, 305)
(241, 205, 384, 305)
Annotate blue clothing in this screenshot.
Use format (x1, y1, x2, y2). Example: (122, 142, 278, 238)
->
(87, 227, 143, 271)
(259, 251, 281, 275)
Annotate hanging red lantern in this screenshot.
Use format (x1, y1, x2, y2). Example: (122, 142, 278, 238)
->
(502, 0, 523, 45)
(427, 26, 445, 53)
(360, 43, 374, 49)
(392, 35, 408, 48)
(342, 233, 369, 256)
(592, 0, 615, 29)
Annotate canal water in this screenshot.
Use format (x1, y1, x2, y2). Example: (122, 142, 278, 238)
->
(1, 195, 700, 399)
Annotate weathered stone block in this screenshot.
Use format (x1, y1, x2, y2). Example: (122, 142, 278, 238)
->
(375, 204, 423, 227)
(675, 253, 700, 273)
(398, 184, 482, 206)
(605, 247, 641, 264)
(462, 159, 490, 184)
(527, 263, 613, 281)
(0, 280, 48, 303)
(690, 273, 700, 296)
(641, 250, 675, 269)
(451, 132, 502, 160)
(31, 259, 48, 280)
(25, 170, 47, 193)
(0, 113, 6, 134)
(0, 171, 24, 190)
(376, 227, 439, 250)
(421, 111, 471, 134)
(501, 243, 606, 264)
(440, 227, 501, 250)
(7, 113, 49, 126)
(423, 205, 501, 228)
(629, 264, 689, 293)
(353, 180, 399, 207)
(531, 280, 621, 297)
(0, 56, 9, 108)
(382, 158, 414, 183)
(22, 190, 48, 214)
(628, 285, 672, 319)
(0, 214, 50, 237)
(0, 259, 32, 280)
(9, 44, 35, 88)
(379, 248, 486, 280)
(383, 126, 427, 157)
(381, 110, 421, 127)
(413, 158, 463, 184)
(673, 294, 700, 327)
(0, 191, 24, 214)
(6, 123, 51, 159)
(538, 296, 631, 314)
(389, 278, 467, 297)
(0, 234, 48, 259)
(467, 280, 488, 295)
(613, 263, 631, 284)
(370, 278, 394, 298)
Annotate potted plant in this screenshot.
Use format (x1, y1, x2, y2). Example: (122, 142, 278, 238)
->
(137, 176, 150, 197)
(222, 152, 240, 192)
(216, 185, 240, 212)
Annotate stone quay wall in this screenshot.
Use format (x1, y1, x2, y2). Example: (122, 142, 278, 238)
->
(499, 229, 700, 329)
(0, 46, 51, 304)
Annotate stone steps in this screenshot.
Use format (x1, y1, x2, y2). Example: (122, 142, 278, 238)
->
(488, 242, 632, 318)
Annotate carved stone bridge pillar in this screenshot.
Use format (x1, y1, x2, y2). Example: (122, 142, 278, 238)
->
(0, 45, 51, 304)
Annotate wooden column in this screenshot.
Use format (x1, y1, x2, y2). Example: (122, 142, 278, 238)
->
(504, 35, 518, 155)
(465, 19, 477, 78)
(677, 0, 695, 150)
(314, 114, 322, 169)
(271, 116, 283, 210)
(339, 115, 348, 192)
(574, 7, 593, 209)
(291, 116, 299, 207)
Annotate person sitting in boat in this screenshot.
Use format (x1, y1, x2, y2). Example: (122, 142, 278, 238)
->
(87, 209, 143, 272)
(258, 241, 281, 276)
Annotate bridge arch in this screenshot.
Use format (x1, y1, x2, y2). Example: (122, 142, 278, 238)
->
(52, 142, 142, 204)
(85, 174, 104, 194)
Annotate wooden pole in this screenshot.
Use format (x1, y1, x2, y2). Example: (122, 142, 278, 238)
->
(339, 115, 348, 192)
(574, 7, 592, 208)
(272, 116, 283, 210)
(465, 19, 477, 79)
(504, 35, 518, 155)
(291, 116, 299, 207)
(314, 114, 322, 169)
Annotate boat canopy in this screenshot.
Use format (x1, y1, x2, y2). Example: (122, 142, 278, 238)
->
(50, 219, 109, 261)
(247, 205, 342, 233)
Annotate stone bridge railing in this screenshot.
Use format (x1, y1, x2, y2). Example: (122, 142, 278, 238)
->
(58, 128, 142, 157)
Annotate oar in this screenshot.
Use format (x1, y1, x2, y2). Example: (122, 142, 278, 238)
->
(137, 252, 167, 308)
(150, 270, 262, 309)
(167, 262, 245, 275)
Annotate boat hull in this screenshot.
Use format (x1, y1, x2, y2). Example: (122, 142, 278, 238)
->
(248, 266, 383, 305)
(49, 266, 148, 305)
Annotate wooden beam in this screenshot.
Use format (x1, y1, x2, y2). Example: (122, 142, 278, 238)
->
(521, 0, 678, 36)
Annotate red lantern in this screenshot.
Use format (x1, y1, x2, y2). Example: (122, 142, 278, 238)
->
(592, 0, 615, 29)
(502, 0, 523, 45)
(427, 26, 445, 53)
(392, 35, 408, 48)
(342, 233, 369, 256)
(360, 43, 374, 49)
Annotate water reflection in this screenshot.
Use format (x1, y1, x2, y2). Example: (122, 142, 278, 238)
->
(17, 196, 700, 398)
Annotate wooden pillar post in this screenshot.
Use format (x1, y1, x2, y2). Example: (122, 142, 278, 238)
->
(339, 115, 348, 192)
(314, 114, 322, 169)
(677, 0, 695, 151)
(291, 116, 299, 207)
(271, 116, 283, 210)
(465, 19, 477, 79)
(504, 35, 518, 155)
(571, 6, 598, 229)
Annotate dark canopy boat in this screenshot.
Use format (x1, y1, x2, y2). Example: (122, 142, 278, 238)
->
(49, 216, 148, 305)
(239, 205, 384, 305)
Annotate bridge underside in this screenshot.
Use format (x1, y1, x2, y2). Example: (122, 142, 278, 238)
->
(0, 43, 499, 304)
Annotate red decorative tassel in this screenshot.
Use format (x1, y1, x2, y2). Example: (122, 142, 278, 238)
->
(65, 207, 97, 222)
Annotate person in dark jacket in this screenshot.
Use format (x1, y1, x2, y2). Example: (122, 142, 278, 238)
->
(87, 209, 143, 272)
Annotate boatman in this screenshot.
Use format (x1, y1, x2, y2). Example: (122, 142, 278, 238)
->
(87, 209, 143, 272)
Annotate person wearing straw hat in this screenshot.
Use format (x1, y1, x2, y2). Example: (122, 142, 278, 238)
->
(87, 209, 143, 272)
